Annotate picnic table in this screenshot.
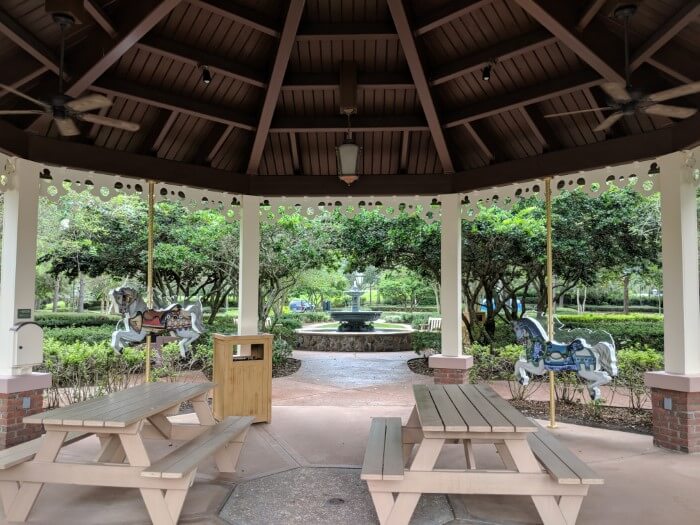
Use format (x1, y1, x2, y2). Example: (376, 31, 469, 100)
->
(362, 383, 602, 525)
(0, 382, 253, 525)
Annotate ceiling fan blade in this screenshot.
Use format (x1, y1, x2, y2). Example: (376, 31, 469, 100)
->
(643, 104, 697, 119)
(593, 112, 624, 133)
(54, 117, 80, 137)
(0, 110, 46, 115)
(0, 83, 50, 109)
(65, 94, 113, 113)
(79, 113, 140, 132)
(600, 82, 632, 102)
(544, 107, 614, 118)
(646, 81, 700, 103)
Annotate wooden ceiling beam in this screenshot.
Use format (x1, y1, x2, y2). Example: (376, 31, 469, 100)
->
(630, 2, 700, 71)
(519, 106, 562, 151)
(0, 55, 48, 100)
(399, 131, 409, 173)
(91, 75, 256, 130)
(188, 0, 280, 37)
(192, 122, 229, 164)
(512, 0, 624, 83)
(297, 23, 397, 40)
(289, 132, 301, 173)
(444, 70, 602, 128)
(246, 0, 305, 175)
(414, 0, 492, 36)
(282, 71, 414, 90)
(84, 0, 118, 37)
(430, 29, 556, 86)
(269, 115, 428, 133)
(87, 95, 114, 140)
(0, 8, 61, 75)
(137, 35, 267, 88)
(206, 124, 234, 164)
(387, 0, 455, 173)
(576, 0, 607, 31)
(65, 0, 181, 97)
(463, 122, 494, 161)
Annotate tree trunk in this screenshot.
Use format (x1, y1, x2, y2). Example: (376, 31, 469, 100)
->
(77, 272, 85, 313)
(432, 282, 440, 312)
(622, 274, 630, 314)
(52, 275, 61, 312)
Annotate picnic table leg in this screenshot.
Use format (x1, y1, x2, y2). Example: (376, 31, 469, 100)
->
(97, 434, 126, 463)
(6, 431, 67, 522)
(502, 439, 567, 525)
(214, 427, 249, 473)
(558, 495, 584, 524)
(463, 439, 476, 469)
(402, 407, 421, 464)
(191, 393, 216, 426)
(369, 492, 395, 525)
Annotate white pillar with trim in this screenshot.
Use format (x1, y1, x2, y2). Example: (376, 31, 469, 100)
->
(0, 157, 51, 448)
(645, 150, 700, 452)
(237, 195, 261, 336)
(429, 193, 473, 381)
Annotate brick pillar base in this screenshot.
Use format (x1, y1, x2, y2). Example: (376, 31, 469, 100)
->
(433, 367, 468, 384)
(0, 388, 45, 449)
(650, 388, 700, 453)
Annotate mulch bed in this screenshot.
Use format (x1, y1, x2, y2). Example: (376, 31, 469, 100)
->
(273, 357, 301, 378)
(407, 357, 651, 435)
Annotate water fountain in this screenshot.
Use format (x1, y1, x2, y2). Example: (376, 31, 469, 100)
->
(330, 273, 381, 332)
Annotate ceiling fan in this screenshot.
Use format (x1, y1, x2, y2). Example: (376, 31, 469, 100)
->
(0, 10, 139, 137)
(544, 3, 700, 132)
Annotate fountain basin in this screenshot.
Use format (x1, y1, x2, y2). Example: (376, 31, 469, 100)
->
(330, 311, 381, 332)
(296, 322, 413, 352)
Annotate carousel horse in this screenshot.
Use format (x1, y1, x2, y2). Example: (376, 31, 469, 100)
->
(110, 287, 205, 358)
(513, 317, 618, 400)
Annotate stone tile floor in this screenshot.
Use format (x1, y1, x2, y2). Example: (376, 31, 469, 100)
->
(1, 350, 697, 524)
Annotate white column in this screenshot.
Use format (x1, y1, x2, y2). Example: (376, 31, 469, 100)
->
(0, 158, 43, 376)
(439, 193, 462, 357)
(238, 195, 261, 336)
(658, 151, 700, 375)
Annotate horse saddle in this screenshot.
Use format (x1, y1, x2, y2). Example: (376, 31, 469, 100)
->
(129, 305, 191, 332)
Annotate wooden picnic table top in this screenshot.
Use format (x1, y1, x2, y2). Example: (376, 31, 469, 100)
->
(412, 383, 537, 434)
(25, 382, 213, 428)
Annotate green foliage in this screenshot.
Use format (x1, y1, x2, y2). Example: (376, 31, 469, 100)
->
(558, 313, 663, 350)
(468, 344, 524, 381)
(411, 331, 441, 354)
(43, 325, 115, 345)
(35, 312, 119, 328)
(272, 338, 293, 366)
(616, 345, 664, 409)
(150, 343, 185, 382)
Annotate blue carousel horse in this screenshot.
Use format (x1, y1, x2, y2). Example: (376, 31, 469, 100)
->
(513, 317, 617, 400)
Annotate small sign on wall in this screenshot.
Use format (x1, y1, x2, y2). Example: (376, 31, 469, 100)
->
(17, 309, 31, 319)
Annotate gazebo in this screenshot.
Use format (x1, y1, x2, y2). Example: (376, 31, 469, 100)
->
(0, 0, 698, 459)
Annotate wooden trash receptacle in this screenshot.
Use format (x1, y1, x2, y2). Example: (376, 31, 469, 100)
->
(213, 333, 273, 423)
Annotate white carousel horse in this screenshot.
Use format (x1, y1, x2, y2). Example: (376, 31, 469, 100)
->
(513, 317, 618, 400)
(110, 287, 205, 358)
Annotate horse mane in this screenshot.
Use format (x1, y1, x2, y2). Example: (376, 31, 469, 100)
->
(517, 317, 548, 341)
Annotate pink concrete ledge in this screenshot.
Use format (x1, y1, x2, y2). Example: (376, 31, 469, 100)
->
(0, 373, 52, 394)
(428, 354, 473, 370)
(645, 371, 700, 393)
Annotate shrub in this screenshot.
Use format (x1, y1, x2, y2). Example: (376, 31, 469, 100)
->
(43, 325, 116, 345)
(468, 344, 524, 382)
(272, 338, 293, 366)
(412, 331, 441, 354)
(557, 313, 663, 351)
(615, 344, 664, 409)
(36, 312, 120, 328)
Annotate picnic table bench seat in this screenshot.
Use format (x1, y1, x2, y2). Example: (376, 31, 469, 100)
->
(142, 415, 254, 479)
(0, 431, 89, 470)
(361, 417, 404, 481)
(528, 421, 603, 486)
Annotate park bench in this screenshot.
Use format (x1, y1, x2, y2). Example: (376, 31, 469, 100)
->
(0, 431, 89, 470)
(419, 317, 441, 332)
(361, 417, 404, 482)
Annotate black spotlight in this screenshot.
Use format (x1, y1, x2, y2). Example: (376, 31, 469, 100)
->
(200, 65, 212, 85)
(482, 63, 492, 81)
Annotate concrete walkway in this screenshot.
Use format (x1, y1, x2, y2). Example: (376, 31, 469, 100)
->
(1, 350, 697, 524)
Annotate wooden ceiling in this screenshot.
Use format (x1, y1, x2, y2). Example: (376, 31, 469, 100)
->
(0, 0, 699, 196)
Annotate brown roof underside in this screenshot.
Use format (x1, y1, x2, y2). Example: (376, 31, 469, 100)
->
(0, 0, 698, 196)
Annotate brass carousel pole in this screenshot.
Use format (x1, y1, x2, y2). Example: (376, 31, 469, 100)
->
(545, 177, 557, 428)
(145, 181, 155, 382)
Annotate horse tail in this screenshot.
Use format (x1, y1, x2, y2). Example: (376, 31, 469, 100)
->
(593, 342, 618, 377)
(188, 299, 206, 333)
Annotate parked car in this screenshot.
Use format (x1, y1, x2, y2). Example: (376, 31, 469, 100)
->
(289, 299, 315, 312)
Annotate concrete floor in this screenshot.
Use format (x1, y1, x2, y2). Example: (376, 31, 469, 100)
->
(1, 350, 698, 524)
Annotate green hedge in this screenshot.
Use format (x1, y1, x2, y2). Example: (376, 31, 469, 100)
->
(412, 331, 441, 353)
(373, 305, 438, 313)
(43, 325, 116, 345)
(557, 313, 663, 351)
(575, 305, 661, 313)
(36, 312, 120, 328)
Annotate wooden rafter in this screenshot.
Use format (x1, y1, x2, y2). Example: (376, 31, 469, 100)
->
(463, 123, 494, 161)
(431, 29, 556, 86)
(269, 115, 428, 133)
(192, 122, 229, 164)
(387, 0, 455, 173)
(65, 0, 181, 98)
(444, 70, 601, 128)
(246, 0, 305, 175)
(297, 23, 397, 40)
(512, 0, 624, 83)
(519, 106, 562, 151)
(206, 124, 234, 165)
(282, 71, 414, 90)
(399, 131, 410, 173)
(0, 55, 48, 99)
(630, 2, 700, 71)
(137, 35, 267, 88)
(289, 132, 301, 173)
(0, 8, 60, 75)
(84, 0, 118, 37)
(414, 0, 492, 36)
(576, 0, 607, 31)
(87, 95, 114, 140)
